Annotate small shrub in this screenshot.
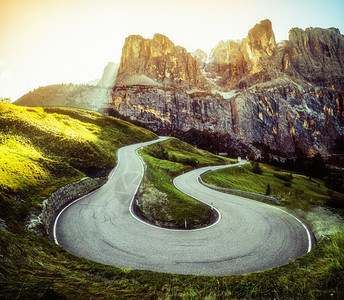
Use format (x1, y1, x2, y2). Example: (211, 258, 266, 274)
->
(265, 183, 271, 195)
(251, 161, 262, 175)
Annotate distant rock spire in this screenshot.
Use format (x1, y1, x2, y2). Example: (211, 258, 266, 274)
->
(115, 34, 208, 89)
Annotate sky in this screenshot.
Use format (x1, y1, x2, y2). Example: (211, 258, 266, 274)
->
(1, 0, 344, 100)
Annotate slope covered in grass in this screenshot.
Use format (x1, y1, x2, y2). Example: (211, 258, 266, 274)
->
(137, 138, 236, 228)
(1, 209, 344, 299)
(1, 103, 344, 299)
(0, 103, 157, 229)
(202, 162, 344, 211)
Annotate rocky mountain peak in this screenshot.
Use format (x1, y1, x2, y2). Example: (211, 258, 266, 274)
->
(115, 33, 208, 89)
(151, 33, 175, 55)
(192, 49, 208, 69)
(204, 19, 279, 88)
(286, 26, 344, 88)
(244, 19, 276, 58)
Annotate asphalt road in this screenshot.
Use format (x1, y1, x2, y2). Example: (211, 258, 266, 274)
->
(54, 137, 313, 275)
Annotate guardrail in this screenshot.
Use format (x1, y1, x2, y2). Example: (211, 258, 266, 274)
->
(199, 171, 281, 205)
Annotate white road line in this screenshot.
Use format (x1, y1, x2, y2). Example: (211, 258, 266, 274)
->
(275, 207, 313, 253)
(54, 136, 313, 259)
(53, 187, 100, 245)
(128, 142, 221, 232)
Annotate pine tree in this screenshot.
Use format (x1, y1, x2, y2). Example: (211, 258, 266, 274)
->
(266, 183, 271, 195)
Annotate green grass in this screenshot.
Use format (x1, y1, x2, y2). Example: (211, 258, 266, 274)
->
(137, 138, 234, 228)
(1, 221, 344, 299)
(202, 162, 344, 211)
(0, 103, 157, 229)
(1, 103, 344, 299)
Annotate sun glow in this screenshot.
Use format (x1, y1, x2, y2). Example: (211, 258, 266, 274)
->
(1, 0, 344, 100)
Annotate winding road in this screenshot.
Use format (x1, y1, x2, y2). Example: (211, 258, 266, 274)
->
(53, 137, 314, 275)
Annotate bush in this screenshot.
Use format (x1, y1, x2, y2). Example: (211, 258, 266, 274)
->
(251, 161, 262, 175)
(265, 183, 271, 195)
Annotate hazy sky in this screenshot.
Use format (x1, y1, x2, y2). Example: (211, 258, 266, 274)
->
(1, 0, 344, 100)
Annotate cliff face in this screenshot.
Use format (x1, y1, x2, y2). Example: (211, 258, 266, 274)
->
(205, 19, 281, 88)
(110, 84, 344, 157)
(111, 86, 233, 133)
(115, 33, 208, 89)
(110, 20, 344, 157)
(201, 20, 344, 90)
(286, 27, 344, 89)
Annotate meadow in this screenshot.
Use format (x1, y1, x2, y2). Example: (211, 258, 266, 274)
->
(1, 103, 344, 299)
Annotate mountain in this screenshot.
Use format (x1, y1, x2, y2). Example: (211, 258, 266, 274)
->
(115, 33, 208, 89)
(109, 20, 344, 158)
(285, 27, 344, 88)
(15, 20, 344, 159)
(202, 19, 344, 90)
(15, 84, 112, 111)
(15, 62, 120, 109)
(204, 19, 279, 89)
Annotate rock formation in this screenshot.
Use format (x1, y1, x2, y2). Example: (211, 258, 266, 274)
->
(15, 20, 344, 159)
(109, 83, 344, 157)
(115, 33, 208, 89)
(192, 49, 208, 70)
(285, 27, 344, 89)
(204, 19, 280, 88)
(109, 20, 344, 157)
(199, 20, 344, 90)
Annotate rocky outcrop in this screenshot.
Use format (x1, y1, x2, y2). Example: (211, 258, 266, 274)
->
(205, 39, 246, 87)
(285, 27, 344, 89)
(198, 20, 344, 90)
(204, 19, 280, 88)
(110, 84, 344, 157)
(115, 34, 208, 89)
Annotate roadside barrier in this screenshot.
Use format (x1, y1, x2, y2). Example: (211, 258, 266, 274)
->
(43, 177, 106, 236)
(199, 170, 281, 205)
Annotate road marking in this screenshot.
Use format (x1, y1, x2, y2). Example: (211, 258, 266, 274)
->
(274, 207, 313, 253)
(127, 141, 222, 232)
(196, 161, 313, 253)
(54, 136, 313, 265)
(53, 187, 100, 245)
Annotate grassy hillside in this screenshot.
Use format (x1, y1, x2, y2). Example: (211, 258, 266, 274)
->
(202, 162, 344, 211)
(1, 103, 344, 299)
(0, 103, 157, 229)
(1, 212, 344, 299)
(137, 138, 235, 228)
